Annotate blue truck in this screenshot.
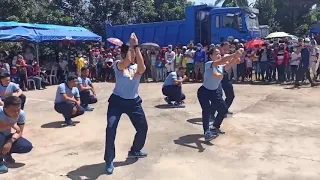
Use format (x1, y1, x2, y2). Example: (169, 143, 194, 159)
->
(105, 4, 261, 47)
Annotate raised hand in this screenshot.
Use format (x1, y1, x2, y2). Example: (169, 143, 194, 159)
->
(130, 33, 139, 46)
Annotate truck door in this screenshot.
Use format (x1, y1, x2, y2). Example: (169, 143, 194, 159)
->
(212, 13, 243, 43)
(195, 11, 211, 45)
(211, 15, 222, 44)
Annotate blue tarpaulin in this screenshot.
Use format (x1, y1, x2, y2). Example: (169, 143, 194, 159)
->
(0, 27, 39, 42)
(0, 21, 102, 42)
(34, 28, 102, 42)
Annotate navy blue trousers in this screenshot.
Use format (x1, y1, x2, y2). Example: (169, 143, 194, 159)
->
(54, 101, 85, 123)
(197, 86, 228, 132)
(0, 133, 33, 164)
(79, 90, 98, 107)
(221, 76, 235, 109)
(104, 94, 148, 163)
(162, 85, 186, 103)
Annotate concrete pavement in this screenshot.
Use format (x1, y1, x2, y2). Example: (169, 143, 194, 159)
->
(2, 82, 320, 180)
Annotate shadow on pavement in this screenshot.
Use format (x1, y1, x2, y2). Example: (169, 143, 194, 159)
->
(174, 134, 214, 153)
(5, 162, 25, 168)
(186, 118, 202, 125)
(154, 104, 172, 109)
(41, 121, 80, 129)
(66, 158, 138, 180)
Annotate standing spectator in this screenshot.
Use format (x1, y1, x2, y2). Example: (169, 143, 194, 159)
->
(165, 45, 176, 75)
(194, 43, 206, 82)
(295, 38, 315, 87)
(181, 46, 188, 69)
(149, 48, 158, 81)
(274, 44, 289, 83)
(310, 42, 319, 81)
(252, 46, 260, 81)
(290, 47, 301, 82)
(75, 55, 85, 76)
(238, 44, 246, 82)
(175, 48, 183, 70)
(267, 45, 276, 82)
(185, 43, 195, 81)
(257, 44, 268, 81)
(245, 51, 253, 81)
(15, 55, 27, 91)
(105, 55, 114, 81)
(142, 48, 151, 82)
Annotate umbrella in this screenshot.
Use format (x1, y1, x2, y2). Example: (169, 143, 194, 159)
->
(141, 42, 160, 49)
(266, 32, 290, 39)
(107, 38, 123, 46)
(246, 39, 265, 48)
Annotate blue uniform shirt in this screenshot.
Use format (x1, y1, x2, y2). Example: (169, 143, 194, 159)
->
(194, 50, 206, 62)
(112, 60, 142, 99)
(163, 72, 181, 87)
(0, 82, 20, 99)
(301, 47, 310, 67)
(54, 83, 80, 103)
(77, 77, 92, 92)
(0, 107, 26, 136)
(203, 61, 224, 90)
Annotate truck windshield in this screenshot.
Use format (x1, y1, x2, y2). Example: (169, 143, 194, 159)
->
(245, 13, 259, 30)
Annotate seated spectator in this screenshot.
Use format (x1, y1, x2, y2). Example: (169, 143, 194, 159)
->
(0, 70, 26, 110)
(77, 68, 97, 111)
(26, 61, 48, 90)
(162, 67, 187, 108)
(54, 75, 85, 126)
(0, 96, 33, 173)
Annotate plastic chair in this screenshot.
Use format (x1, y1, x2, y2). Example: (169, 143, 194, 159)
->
(48, 69, 58, 85)
(27, 79, 36, 90)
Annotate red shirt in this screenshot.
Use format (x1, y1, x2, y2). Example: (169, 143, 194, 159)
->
(16, 60, 27, 71)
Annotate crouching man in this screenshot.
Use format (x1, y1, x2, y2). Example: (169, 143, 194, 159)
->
(0, 96, 33, 173)
(77, 67, 97, 111)
(54, 75, 85, 126)
(162, 67, 187, 108)
(0, 70, 27, 110)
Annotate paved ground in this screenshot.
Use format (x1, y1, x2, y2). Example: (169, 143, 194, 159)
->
(2, 82, 320, 180)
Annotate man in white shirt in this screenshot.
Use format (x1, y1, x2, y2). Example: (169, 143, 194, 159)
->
(310, 42, 319, 81)
(185, 43, 195, 80)
(165, 45, 176, 74)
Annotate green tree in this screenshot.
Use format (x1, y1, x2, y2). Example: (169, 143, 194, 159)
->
(214, 0, 248, 7)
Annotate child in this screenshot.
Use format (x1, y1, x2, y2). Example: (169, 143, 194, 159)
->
(10, 67, 20, 84)
(245, 53, 253, 81)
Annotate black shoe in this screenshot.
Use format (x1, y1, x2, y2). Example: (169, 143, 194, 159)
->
(65, 120, 76, 126)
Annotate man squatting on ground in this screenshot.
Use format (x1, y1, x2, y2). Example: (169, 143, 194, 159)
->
(54, 74, 85, 126)
(77, 67, 98, 111)
(162, 67, 187, 108)
(0, 70, 27, 109)
(0, 96, 33, 173)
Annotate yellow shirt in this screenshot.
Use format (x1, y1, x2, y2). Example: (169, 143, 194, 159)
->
(76, 57, 85, 71)
(182, 57, 187, 68)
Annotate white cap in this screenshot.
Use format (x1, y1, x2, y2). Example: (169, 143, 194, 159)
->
(182, 46, 187, 49)
(107, 58, 113, 63)
(304, 38, 311, 42)
(234, 39, 239, 43)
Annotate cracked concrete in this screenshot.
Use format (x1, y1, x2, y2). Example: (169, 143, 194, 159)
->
(2, 82, 320, 180)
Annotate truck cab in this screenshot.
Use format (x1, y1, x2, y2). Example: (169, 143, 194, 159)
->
(194, 6, 261, 44)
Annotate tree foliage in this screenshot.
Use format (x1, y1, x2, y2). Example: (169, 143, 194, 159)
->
(254, 0, 319, 36)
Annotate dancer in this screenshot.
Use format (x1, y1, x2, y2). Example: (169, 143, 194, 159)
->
(197, 47, 242, 142)
(219, 42, 235, 114)
(162, 67, 187, 108)
(105, 33, 148, 174)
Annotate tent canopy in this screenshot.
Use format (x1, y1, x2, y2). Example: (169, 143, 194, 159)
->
(34, 28, 102, 42)
(0, 26, 39, 42)
(0, 21, 102, 42)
